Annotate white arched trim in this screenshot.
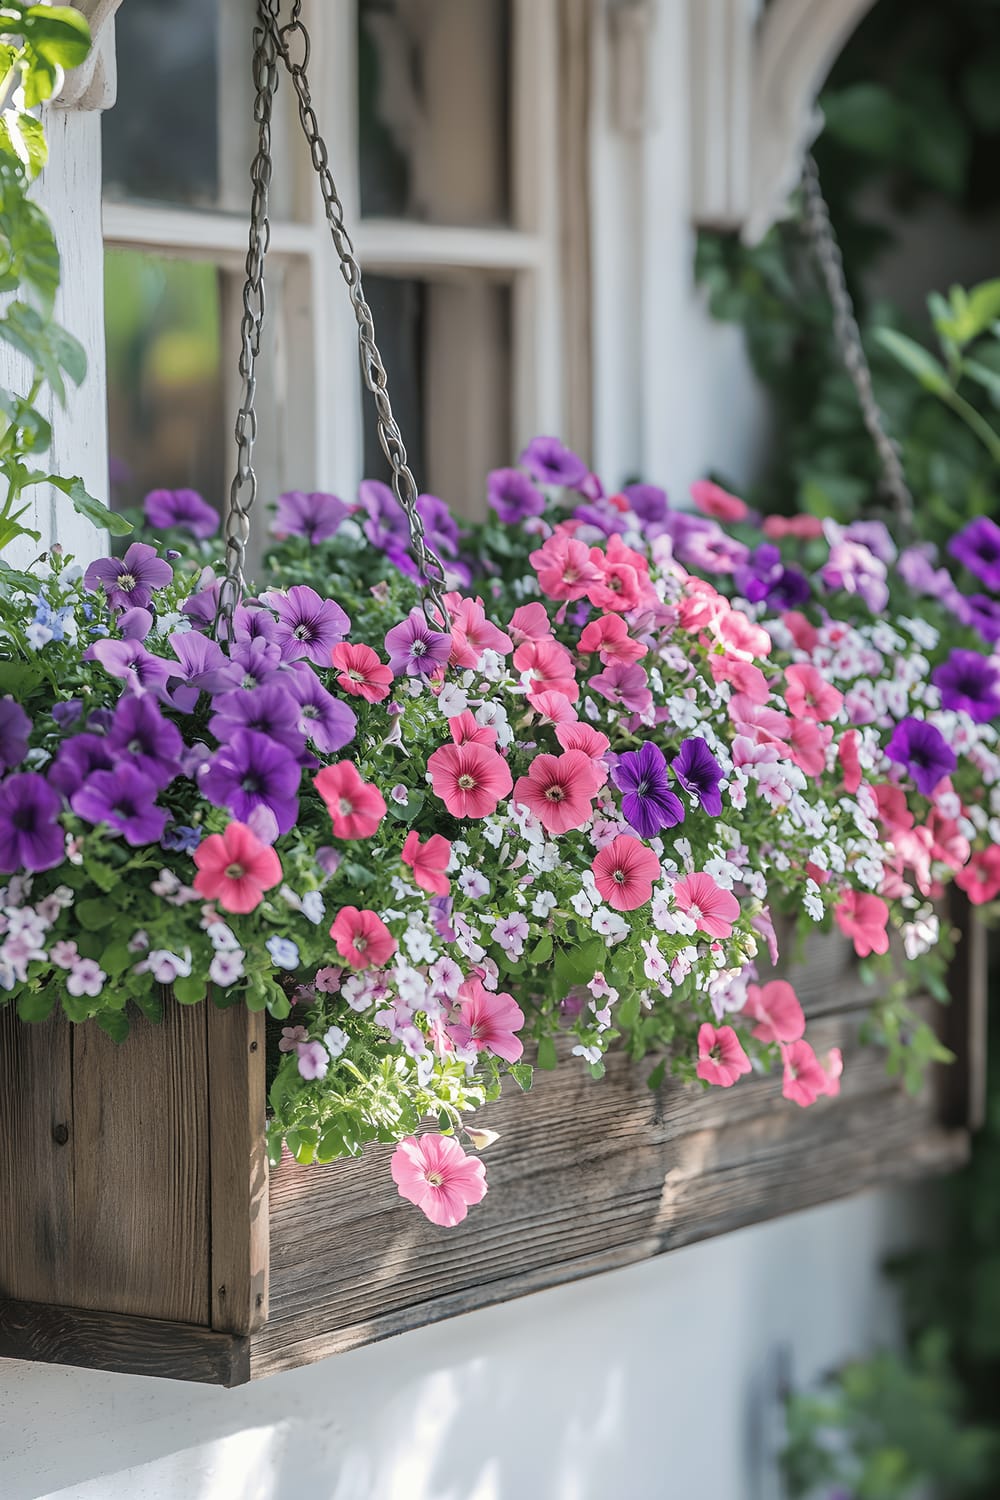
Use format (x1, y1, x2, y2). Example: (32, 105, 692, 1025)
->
(60, 0, 125, 111)
(689, 0, 878, 243)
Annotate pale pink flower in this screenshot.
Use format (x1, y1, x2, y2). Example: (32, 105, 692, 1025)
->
(390, 1133, 488, 1226)
(449, 975, 525, 1063)
(673, 873, 740, 939)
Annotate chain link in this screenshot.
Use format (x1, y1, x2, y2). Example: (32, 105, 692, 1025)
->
(264, 0, 448, 626)
(800, 153, 915, 539)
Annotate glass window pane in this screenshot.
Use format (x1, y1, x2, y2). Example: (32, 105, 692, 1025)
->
(105, 250, 226, 515)
(103, 0, 296, 219)
(359, 0, 511, 226)
(361, 274, 512, 517)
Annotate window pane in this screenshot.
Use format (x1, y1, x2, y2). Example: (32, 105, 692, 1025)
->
(103, 0, 296, 219)
(362, 275, 512, 517)
(359, 0, 511, 225)
(105, 250, 226, 515)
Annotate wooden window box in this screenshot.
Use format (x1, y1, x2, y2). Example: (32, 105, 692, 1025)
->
(0, 900, 985, 1386)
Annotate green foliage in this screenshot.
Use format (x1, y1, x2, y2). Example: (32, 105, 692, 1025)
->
(0, 8, 114, 560)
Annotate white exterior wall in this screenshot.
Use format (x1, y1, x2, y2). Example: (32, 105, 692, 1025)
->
(0, 4, 922, 1497)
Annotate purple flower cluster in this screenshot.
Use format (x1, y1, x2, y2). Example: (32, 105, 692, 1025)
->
(734, 544, 810, 611)
(144, 488, 219, 540)
(611, 736, 723, 839)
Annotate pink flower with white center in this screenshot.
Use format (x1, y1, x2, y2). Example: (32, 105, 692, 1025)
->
(390, 1133, 487, 1226)
(66, 958, 107, 998)
(529, 532, 603, 601)
(696, 1023, 752, 1087)
(210, 949, 245, 985)
(449, 976, 525, 1063)
(514, 635, 579, 701)
(588, 972, 619, 1003)
(742, 981, 805, 1044)
(50, 940, 79, 969)
(450, 710, 498, 748)
(278, 1025, 309, 1053)
(296, 1040, 329, 1081)
(780, 1040, 828, 1107)
(491, 912, 529, 959)
(673, 873, 740, 939)
(390, 783, 409, 805)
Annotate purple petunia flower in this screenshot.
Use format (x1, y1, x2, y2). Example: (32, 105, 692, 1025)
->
(85, 637, 174, 697)
(734, 544, 782, 604)
(284, 663, 357, 754)
(766, 565, 811, 612)
(83, 542, 174, 611)
(622, 483, 669, 526)
(359, 480, 411, 554)
(672, 737, 725, 816)
(51, 700, 82, 729)
(843, 519, 896, 566)
(931, 649, 1000, 724)
(0, 772, 64, 872)
(143, 488, 219, 539)
(519, 436, 589, 489)
(885, 717, 956, 796)
(612, 742, 685, 838)
(416, 492, 461, 559)
(117, 607, 153, 641)
(168, 630, 242, 712)
(208, 683, 308, 759)
(160, 823, 202, 854)
(573, 501, 627, 539)
(181, 580, 221, 633)
(820, 522, 888, 613)
(273, 489, 349, 544)
(261, 585, 350, 667)
(960, 594, 1000, 645)
(488, 468, 545, 525)
(229, 636, 285, 691)
(48, 733, 115, 798)
(105, 695, 183, 789)
(948, 516, 1000, 591)
(589, 661, 653, 715)
(200, 728, 300, 835)
(232, 604, 279, 643)
(384, 607, 452, 677)
(0, 696, 31, 771)
(71, 764, 168, 847)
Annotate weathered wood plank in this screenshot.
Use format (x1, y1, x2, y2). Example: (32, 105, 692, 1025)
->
(940, 892, 989, 1131)
(0, 1297, 249, 1386)
(67, 1000, 211, 1324)
(206, 999, 270, 1335)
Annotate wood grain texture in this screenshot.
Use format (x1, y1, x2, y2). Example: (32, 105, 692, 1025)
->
(0, 1298, 249, 1386)
(940, 893, 989, 1132)
(207, 1001, 269, 1335)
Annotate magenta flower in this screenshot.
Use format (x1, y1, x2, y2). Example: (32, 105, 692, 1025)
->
(86, 637, 174, 697)
(201, 728, 301, 834)
(672, 737, 725, 816)
(390, 1133, 487, 1226)
(0, 772, 65, 872)
(931, 649, 1000, 724)
(84, 542, 173, 610)
(589, 661, 652, 715)
(519, 435, 588, 488)
(71, 764, 168, 846)
(0, 696, 31, 771)
(143, 488, 219, 539)
(106, 695, 183, 789)
(262, 585, 350, 666)
(384, 607, 452, 677)
(273, 489, 348, 544)
(168, 631, 242, 711)
(487, 467, 545, 524)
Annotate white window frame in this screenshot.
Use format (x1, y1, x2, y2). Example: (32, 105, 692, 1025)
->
(101, 0, 566, 513)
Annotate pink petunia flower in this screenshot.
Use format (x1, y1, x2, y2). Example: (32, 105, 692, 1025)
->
(954, 846, 1000, 905)
(529, 532, 603, 601)
(402, 829, 451, 895)
(591, 835, 661, 911)
(513, 636, 579, 701)
(314, 761, 387, 839)
(428, 740, 513, 819)
(838, 729, 862, 793)
(513, 750, 602, 835)
(390, 1133, 487, 1227)
(555, 722, 611, 783)
(577, 613, 647, 666)
(788, 719, 833, 779)
(834, 889, 890, 956)
(450, 710, 498, 747)
(330, 641, 394, 702)
(780, 1039, 829, 1107)
(444, 592, 513, 668)
(696, 1022, 752, 1087)
(690, 479, 749, 523)
(784, 663, 844, 722)
(673, 872, 740, 939)
(508, 601, 552, 646)
(709, 655, 770, 703)
(678, 577, 726, 633)
(586, 549, 643, 614)
(711, 606, 772, 661)
(589, 661, 652, 715)
(330, 906, 397, 968)
(742, 980, 805, 1044)
(192, 821, 282, 914)
(449, 975, 525, 1062)
(528, 690, 579, 726)
(762, 513, 824, 541)
(296, 1040, 329, 1081)
(820, 1047, 844, 1097)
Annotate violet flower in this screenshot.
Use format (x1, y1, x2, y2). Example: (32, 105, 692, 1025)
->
(143, 488, 219, 539)
(71, 764, 168, 847)
(932, 649, 1000, 724)
(487, 467, 545, 524)
(734, 544, 783, 604)
(573, 501, 627, 538)
(201, 728, 300, 835)
(589, 661, 652, 715)
(843, 519, 896, 565)
(229, 636, 285, 691)
(181, 581, 221, 633)
(51, 700, 82, 729)
(885, 717, 956, 796)
(86, 637, 174, 697)
(232, 604, 279, 643)
(820, 522, 888, 613)
(0, 772, 65, 873)
(117, 607, 153, 641)
(359, 480, 410, 553)
(0, 697, 31, 772)
(168, 631, 243, 712)
(161, 823, 202, 854)
(612, 742, 685, 838)
(676, 523, 749, 575)
(105, 695, 183, 789)
(672, 737, 725, 816)
(48, 733, 115, 798)
(208, 683, 308, 759)
(273, 489, 348, 544)
(897, 543, 951, 599)
(948, 516, 1000, 590)
(519, 436, 588, 488)
(262, 585, 350, 666)
(622, 483, 669, 526)
(384, 607, 452, 677)
(962, 594, 1000, 645)
(83, 542, 174, 611)
(416, 492, 461, 558)
(284, 664, 358, 754)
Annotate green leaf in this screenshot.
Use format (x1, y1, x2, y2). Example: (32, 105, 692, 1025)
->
(133, 989, 163, 1024)
(646, 1058, 667, 1092)
(23, 6, 91, 67)
(16, 987, 55, 1023)
(618, 990, 641, 1029)
(0, 109, 47, 178)
(45, 475, 132, 536)
(266, 989, 291, 1020)
(536, 1036, 558, 1071)
(873, 328, 951, 396)
(509, 1061, 533, 1092)
(98, 940, 132, 978)
(20, 51, 58, 108)
(96, 1009, 129, 1044)
(0, 562, 44, 596)
(75, 897, 113, 930)
(528, 933, 553, 965)
(554, 937, 606, 992)
(0, 659, 42, 695)
(172, 973, 205, 1005)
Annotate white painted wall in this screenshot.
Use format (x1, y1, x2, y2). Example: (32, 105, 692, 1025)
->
(2, 1188, 924, 1500)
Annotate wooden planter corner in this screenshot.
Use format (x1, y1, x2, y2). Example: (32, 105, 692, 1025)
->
(0, 899, 987, 1386)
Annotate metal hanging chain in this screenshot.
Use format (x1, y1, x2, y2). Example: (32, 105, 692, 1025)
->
(261, 0, 448, 626)
(216, 9, 279, 637)
(800, 152, 915, 539)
